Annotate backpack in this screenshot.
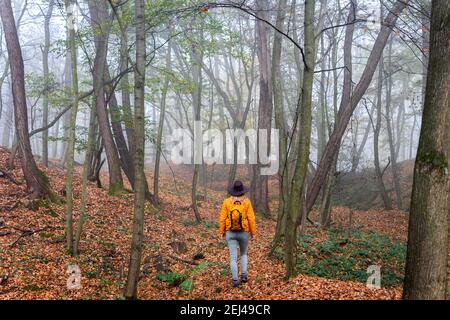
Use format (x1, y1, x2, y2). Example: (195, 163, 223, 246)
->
(228, 199, 247, 231)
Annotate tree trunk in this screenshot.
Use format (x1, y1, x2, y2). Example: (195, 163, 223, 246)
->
(153, 35, 172, 204)
(284, 0, 316, 278)
(385, 38, 403, 210)
(59, 54, 72, 168)
(1, 0, 26, 149)
(305, 0, 409, 214)
(421, 3, 431, 110)
(41, 0, 54, 167)
(88, 0, 124, 195)
(125, 0, 147, 299)
(318, 8, 342, 229)
(51, 108, 59, 159)
(319, 171, 334, 227)
(64, 0, 79, 255)
(104, 67, 134, 187)
(374, 59, 392, 210)
(1, 94, 12, 148)
(118, 9, 135, 158)
(317, 34, 327, 164)
(0, 59, 9, 128)
(351, 105, 374, 173)
(395, 79, 407, 161)
(191, 31, 203, 223)
(319, 153, 337, 228)
(318, 0, 356, 227)
(106, 70, 154, 201)
(409, 112, 417, 160)
(403, 0, 449, 300)
(251, 0, 273, 217)
(271, 0, 289, 249)
(0, 0, 56, 201)
(91, 139, 104, 188)
(73, 99, 96, 256)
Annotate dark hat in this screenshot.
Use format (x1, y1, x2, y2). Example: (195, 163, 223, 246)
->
(228, 180, 249, 196)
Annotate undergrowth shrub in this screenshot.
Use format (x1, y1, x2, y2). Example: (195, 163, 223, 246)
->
(279, 228, 406, 286)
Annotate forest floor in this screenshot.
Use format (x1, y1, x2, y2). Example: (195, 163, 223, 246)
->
(0, 147, 415, 300)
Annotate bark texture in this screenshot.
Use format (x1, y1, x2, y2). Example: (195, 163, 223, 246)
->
(403, 0, 449, 300)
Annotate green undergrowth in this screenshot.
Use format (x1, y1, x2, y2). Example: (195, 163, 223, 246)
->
(156, 262, 212, 293)
(274, 228, 406, 286)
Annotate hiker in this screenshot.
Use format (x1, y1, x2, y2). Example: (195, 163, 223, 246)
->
(219, 180, 256, 288)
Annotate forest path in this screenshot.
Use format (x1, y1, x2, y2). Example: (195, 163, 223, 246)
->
(135, 172, 402, 299)
(0, 148, 401, 299)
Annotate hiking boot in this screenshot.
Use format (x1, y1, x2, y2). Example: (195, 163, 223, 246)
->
(241, 274, 248, 283)
(232, 279, 239, 288)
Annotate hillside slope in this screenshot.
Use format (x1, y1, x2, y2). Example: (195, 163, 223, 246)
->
(0, 148, 405, 299)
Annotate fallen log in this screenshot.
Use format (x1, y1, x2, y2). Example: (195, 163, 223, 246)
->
(167, 254, 199, 266)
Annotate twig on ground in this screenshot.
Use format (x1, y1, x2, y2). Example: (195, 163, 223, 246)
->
(0, 167, 21, 185)
(0, 201, 21, 212)
(9, 226, 50, 247)
(167, 254, 199, 265)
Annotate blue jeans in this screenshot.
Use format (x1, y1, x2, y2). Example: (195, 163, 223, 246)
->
(226, 231, 250, 281)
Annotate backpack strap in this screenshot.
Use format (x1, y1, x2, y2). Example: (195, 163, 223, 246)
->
(239, 210, 242, 229)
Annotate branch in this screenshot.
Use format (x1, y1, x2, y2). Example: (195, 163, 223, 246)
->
(9, 226, 50, 247)
(381, 157, 391, 177)
(167, 254, 199, 266)
(27, 63, 132, 138)
(203, 1, 306, 66)
(316, 18, 367, 39)
(0, 167, 21, 185)
(314, 66, 349, 74)
(28, 104, 72, 137)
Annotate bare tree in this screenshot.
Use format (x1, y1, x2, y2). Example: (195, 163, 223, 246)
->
(251, 0, 273, 217)
(41, 0, 54, 167)
(88, 0, 124, 195)
(0, 0, 56, 201)
(124, 0, 147, 299)
(385, 37, 403, 210)
(403, 0, 449, 300)
(191, 30, 204, 223)
(153, 34, 172, 204)
(284, 0, 316, 278)
(319, 0, 356, 227)
(373, 58, 392, 210)
(271, 0, 289, 245)
(64, 0, 80, 255)
(306, 0, 409, 215)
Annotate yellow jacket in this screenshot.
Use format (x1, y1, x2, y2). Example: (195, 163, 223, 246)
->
(219, 197, 256, 235)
